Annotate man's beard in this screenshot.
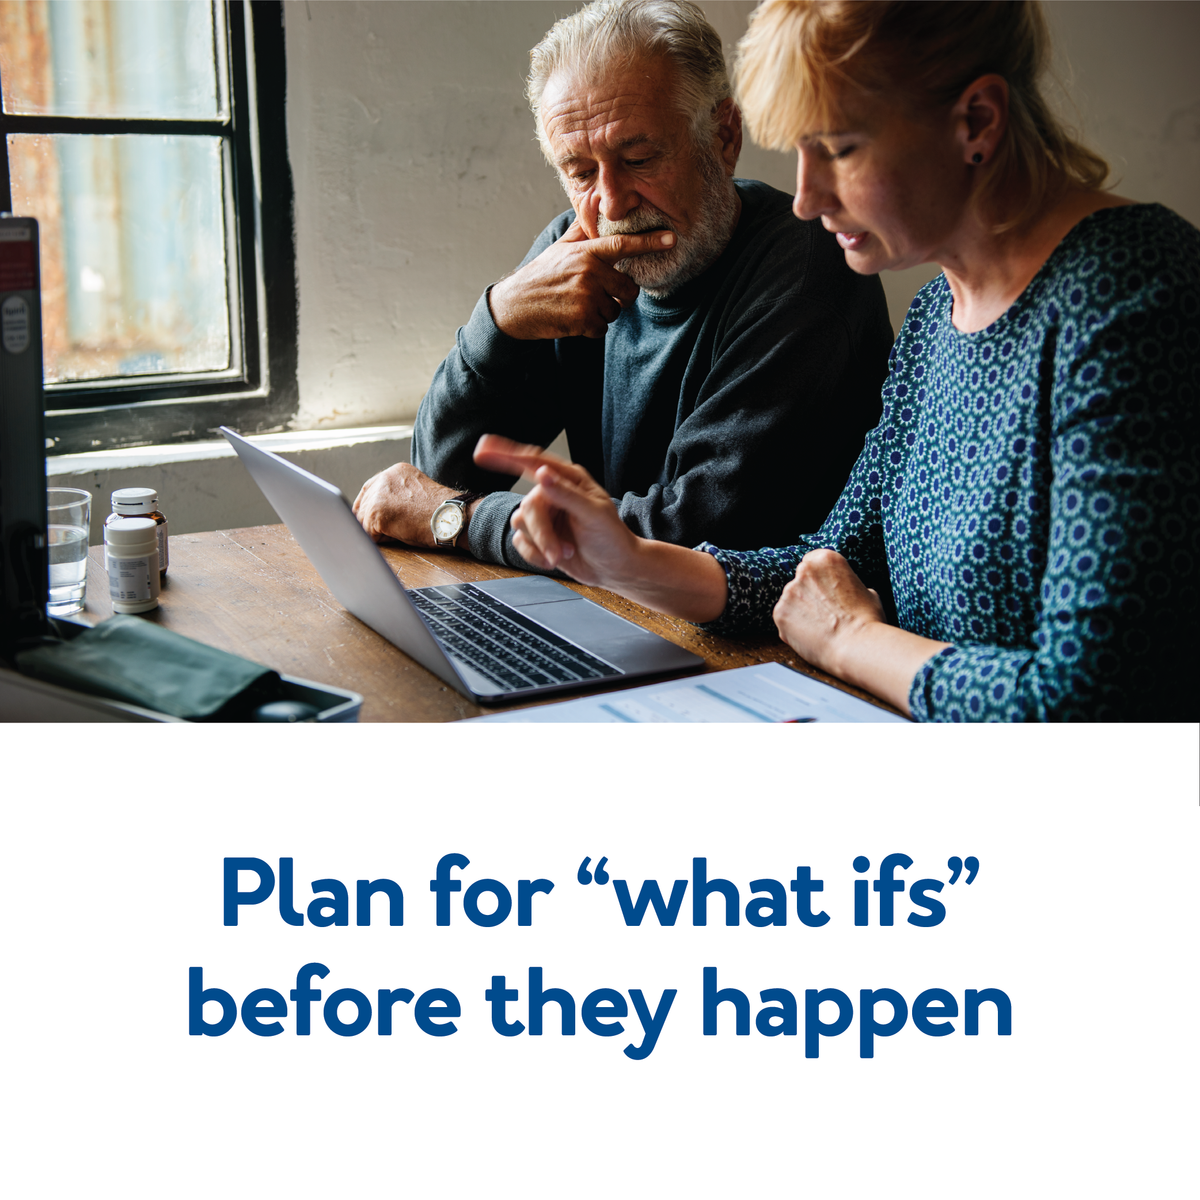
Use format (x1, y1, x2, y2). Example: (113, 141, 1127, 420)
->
(595, 148, 739, 299)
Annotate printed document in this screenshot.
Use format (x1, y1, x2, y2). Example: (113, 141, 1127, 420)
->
(468, 662, 909, 723)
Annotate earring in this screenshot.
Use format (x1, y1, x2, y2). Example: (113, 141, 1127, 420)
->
(971, 152, 984, 165)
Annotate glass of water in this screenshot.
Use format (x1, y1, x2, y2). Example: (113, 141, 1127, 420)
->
(47, 487, 92, 616)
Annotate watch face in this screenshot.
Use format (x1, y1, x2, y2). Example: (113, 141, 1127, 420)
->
(431, 501, 464, 542)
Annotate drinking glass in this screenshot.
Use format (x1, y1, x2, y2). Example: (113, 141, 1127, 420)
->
(46, 487, 92, 616)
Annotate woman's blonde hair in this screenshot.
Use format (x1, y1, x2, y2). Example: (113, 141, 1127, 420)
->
(734, 0, 1110, 230)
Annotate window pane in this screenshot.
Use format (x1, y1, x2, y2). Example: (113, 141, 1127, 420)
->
(8, 133, 231, 382)
(0, 0, 221, 120)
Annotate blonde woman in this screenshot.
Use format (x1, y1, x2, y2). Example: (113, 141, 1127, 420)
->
(475, 1, 1198, 721)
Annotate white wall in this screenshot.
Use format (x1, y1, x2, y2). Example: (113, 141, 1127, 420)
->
(1048, 0, 1200, 220)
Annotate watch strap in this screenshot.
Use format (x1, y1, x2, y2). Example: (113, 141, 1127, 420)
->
(432, 492, 485, 548)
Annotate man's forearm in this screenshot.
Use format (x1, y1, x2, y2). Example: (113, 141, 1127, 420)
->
(354, 464, 483, 548)
(463, 491, 525, 567)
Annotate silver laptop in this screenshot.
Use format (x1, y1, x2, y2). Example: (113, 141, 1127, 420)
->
(221, 428, 703, 704)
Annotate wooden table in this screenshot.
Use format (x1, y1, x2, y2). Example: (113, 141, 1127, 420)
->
(82, 525, 902, 722)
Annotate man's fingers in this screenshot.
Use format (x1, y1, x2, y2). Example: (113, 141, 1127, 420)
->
(558, 218, 590, 243)
(599, 270, 641, 311)
(588, 230, 676, 264)
(595, 293, 624, 325)
(562, 220, 673, 260)
(352, 474, 377, 515)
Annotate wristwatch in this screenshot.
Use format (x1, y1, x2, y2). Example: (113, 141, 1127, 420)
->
(430, 492, 482, 548)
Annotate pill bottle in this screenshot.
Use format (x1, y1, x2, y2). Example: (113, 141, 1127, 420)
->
(105, 517, 161, 614)
(106, 487, 168, 576)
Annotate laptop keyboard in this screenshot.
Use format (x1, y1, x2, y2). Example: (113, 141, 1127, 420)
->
(409, 583, 618, 692)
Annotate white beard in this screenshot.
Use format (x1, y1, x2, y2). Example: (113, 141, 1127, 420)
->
(594, 148, 740, 299)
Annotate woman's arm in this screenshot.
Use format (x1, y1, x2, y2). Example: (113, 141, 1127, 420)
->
(770, 548, 949, 717)
(473, 436, 729, 622)
(909, 212, 1200, 720)
(476, 435, 946, 715)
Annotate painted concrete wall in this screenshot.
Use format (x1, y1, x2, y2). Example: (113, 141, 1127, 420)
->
(1050, 0, 1200, 218)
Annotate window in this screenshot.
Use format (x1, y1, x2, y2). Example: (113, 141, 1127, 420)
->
(0, 0, 296, 454)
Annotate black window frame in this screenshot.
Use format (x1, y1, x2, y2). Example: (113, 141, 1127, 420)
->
(0, 0, 297, 455)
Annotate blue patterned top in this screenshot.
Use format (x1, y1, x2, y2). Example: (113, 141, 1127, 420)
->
(700, 204, 1199, 720)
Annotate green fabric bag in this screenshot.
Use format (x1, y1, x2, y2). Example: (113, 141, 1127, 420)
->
(15, 615, 281, 720)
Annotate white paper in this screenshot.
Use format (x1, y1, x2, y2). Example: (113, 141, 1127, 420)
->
(468, 662, 910, 723)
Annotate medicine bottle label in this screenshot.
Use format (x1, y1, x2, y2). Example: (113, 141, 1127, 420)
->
(109, 556, 155, 602)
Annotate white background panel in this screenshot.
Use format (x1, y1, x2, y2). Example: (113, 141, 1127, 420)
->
(2, 723, 1195, 1197)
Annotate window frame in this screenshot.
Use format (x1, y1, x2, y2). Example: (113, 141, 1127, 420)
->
(0, 0, 297, 455)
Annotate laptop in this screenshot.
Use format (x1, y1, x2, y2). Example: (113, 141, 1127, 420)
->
(221, 428, 703, 704)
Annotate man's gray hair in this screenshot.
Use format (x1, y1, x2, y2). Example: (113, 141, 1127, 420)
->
(527, 0, 732, 159)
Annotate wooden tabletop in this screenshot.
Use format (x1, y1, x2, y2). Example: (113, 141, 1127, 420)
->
(82, 525, 901, 722)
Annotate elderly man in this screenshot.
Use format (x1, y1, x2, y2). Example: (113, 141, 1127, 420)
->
(354, 0, 892, 564)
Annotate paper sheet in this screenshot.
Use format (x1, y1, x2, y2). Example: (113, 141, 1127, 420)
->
(467, 662, 909, 723)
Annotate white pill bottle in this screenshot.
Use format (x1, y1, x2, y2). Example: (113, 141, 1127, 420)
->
(105, 517, 161, 614)
(106, 487, 168, 577)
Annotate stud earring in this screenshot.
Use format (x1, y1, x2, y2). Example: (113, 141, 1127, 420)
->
(971, 152, 984, 164)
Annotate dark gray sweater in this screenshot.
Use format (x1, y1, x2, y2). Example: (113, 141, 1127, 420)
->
(412, 180, 894, 567)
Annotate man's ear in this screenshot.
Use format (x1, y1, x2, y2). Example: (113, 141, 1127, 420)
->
(715, 98, 742, 174)
(953, 74, 1008, 167)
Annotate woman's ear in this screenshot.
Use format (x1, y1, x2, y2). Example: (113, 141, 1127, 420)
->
(954, 74, 1009, 167)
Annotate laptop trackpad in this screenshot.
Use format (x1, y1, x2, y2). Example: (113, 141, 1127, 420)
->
(473, 576, 701, 674)
(474, 575, 583, 607)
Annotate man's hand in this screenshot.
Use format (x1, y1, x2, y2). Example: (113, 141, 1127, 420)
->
(353, 462, 471, 548)
(489, 221, 676, 340)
